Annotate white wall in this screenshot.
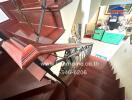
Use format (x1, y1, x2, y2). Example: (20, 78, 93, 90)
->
(88, 0, 101, 22)
(86, 0, 101, 33)
(110, 37, 132, 100)
(73, 0, 91, 38)
(57, 0, 80, 43)
(81, 0, 91, 35)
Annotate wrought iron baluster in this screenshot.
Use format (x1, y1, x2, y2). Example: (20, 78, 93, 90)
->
(83, 46, 87, 58)
(79, 47, 83, 61)
(36, 0, 46, 42)
(82, 47, 85, 60)
(75, 48, 80, 62)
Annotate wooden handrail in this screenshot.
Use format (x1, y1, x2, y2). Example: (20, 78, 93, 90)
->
(22, 43, 92, 68)
(1, 37, 92, 69)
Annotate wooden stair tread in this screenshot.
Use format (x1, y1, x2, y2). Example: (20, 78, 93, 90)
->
(84, 67, 117, 84)
(78, 75, 120, 96)
(49, 84, 65, 100)
(49, 83, 93, 100)
(72, 76, 115, 100)
(7, 23, 64, 44)
(80, 73, 118, 87)
(17, 0, 73, 11)
(27, 63, 47, 81)
(0, 54, 51, 99)
(7, 83, 57, 100)
(84, 66, 115, 79)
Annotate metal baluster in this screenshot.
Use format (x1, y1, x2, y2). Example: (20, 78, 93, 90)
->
(65, 50, 71, 71)
(85, 46, 89, 57)
(74, 48, 78, 64)
(79, 47, 83, 61)
(80, 47, 82, 61)
(85, 46, 88, 56)
(84, 46, 87, 58)
(77, 48, 80, 62)
(36, 0, 46, 42)
(82, 47, 85, 60)
(70, 48, 75, 62)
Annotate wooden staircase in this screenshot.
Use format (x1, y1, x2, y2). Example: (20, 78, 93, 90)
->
(0, 0, 73, 81)
(4, 56, 125, 100)
(0, 0, 125, 100)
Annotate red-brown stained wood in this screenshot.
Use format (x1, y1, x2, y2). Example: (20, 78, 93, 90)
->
(0, 51, 51, 100)
(0, 1, 125, 100)
(27, 63, 47, 81)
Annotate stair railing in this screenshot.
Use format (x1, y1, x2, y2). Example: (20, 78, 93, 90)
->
(32, 43, 93, 100)
(60, 43, 93, 76)
(0, 32, 93, 100)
